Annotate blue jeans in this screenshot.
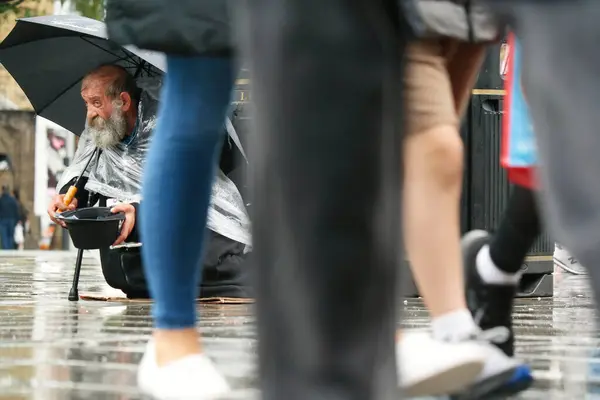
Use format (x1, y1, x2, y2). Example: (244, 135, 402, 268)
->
(0, 219, 15, 250)
(140, 56, 233, 329)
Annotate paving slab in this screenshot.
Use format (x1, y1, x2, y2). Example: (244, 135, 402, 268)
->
(0, 251, 596, 399)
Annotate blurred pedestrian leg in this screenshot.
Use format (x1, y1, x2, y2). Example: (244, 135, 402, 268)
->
(487, 1, 600, 304)
(137, 56, 233, 399)
(241, 0, 405, 399)
(0, 220, 12, 250)
(0, 186, 19, 250)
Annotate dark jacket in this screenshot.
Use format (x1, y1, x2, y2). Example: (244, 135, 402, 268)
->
(401, 0, 500, 42)
(105, 0, 232, 56)
(0, 193, 20, 221)
(16, 201, 28, 225)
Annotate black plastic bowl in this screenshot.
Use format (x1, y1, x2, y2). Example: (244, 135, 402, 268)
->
(57, 207, 125, 250)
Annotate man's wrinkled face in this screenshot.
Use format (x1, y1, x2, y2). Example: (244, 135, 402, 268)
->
(81, 77, 128, 149)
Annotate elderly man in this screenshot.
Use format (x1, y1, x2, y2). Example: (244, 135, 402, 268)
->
(47, 64, 252, 299)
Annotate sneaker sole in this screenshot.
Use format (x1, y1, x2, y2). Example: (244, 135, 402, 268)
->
(489, 365, 534, 398)
(450, 366, 517, 400)
(404, 361, 484, 397)
(554, 258, 587, 275)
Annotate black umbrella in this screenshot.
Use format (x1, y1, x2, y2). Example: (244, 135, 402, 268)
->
(0, 15, 165, 135)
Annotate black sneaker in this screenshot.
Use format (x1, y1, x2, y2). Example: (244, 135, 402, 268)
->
(461, 230, 517, 357)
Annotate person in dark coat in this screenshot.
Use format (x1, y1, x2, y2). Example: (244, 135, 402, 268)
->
(12, 189, 28, 250)
(241, 2, 405, 399)
(0, 186, 19, 250)
(12, 189, 27, 227)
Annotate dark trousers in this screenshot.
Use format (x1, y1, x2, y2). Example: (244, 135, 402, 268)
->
(488, 1, 600, 302)
(241, 1, 406, 399)
(0, 219, 15, 250)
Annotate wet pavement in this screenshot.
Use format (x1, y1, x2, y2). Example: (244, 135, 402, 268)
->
(0, 251, 596, 399)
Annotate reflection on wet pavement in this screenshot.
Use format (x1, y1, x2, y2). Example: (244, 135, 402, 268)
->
(0, 251, 596, 399)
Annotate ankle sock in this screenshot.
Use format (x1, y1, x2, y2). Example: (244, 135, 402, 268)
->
(477, 245, 522, 285)
(431, 308, 480, 342)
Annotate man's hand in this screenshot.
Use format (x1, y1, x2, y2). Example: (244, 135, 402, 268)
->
(47, 194, 78, 228)
(111, 202, 136, 246)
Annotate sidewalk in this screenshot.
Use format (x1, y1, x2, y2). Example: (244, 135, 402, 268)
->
(0, 251, 596, 398)
(0, 251, 256, 399)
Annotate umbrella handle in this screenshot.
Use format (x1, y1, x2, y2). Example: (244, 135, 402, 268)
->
(63, 186, 78, 206)
(55, 186, 78, 213)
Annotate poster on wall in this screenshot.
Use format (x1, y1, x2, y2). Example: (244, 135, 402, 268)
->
(34, 116, 75, 249)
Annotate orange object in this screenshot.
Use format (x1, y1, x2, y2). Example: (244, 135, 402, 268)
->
(55, 147, 100, 213)
(56, 185, 78, 213)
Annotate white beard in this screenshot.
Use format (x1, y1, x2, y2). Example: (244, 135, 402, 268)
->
(85, 107, 128, 149)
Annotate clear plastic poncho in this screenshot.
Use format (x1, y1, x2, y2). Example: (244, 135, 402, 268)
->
(56, 77, 252, 248)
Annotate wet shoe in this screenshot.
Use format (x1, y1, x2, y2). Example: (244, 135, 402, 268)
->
(489, 364, 534, 398)
(458, 230, 533, 398)
(554, 243, 587, 275)
(138, 340, 231, 400)
(450, 328, 522, 400)
(461, 230, 516, 357)
(455, 364, 533, 399)
(397, 331, 485, 397)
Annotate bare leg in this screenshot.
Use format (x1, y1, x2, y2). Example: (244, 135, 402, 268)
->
(404, 123, 467, 317)
(402, 40, 468, 320)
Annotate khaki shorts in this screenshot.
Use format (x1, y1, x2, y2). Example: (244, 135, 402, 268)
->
(404, 39, 487, 135)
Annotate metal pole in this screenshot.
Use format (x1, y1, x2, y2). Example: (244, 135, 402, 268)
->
(62, 156, 70, 250)
(68, 248, 84, 301)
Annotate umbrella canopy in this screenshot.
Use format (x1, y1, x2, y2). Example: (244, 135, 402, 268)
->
(0, 15, 166, 135)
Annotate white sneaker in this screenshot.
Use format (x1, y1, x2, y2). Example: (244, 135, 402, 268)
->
(554, 243, 587, 275)
(452, 328, 523, 399)
(138, 341, 231, 400)
(397, 331, 485, 397)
